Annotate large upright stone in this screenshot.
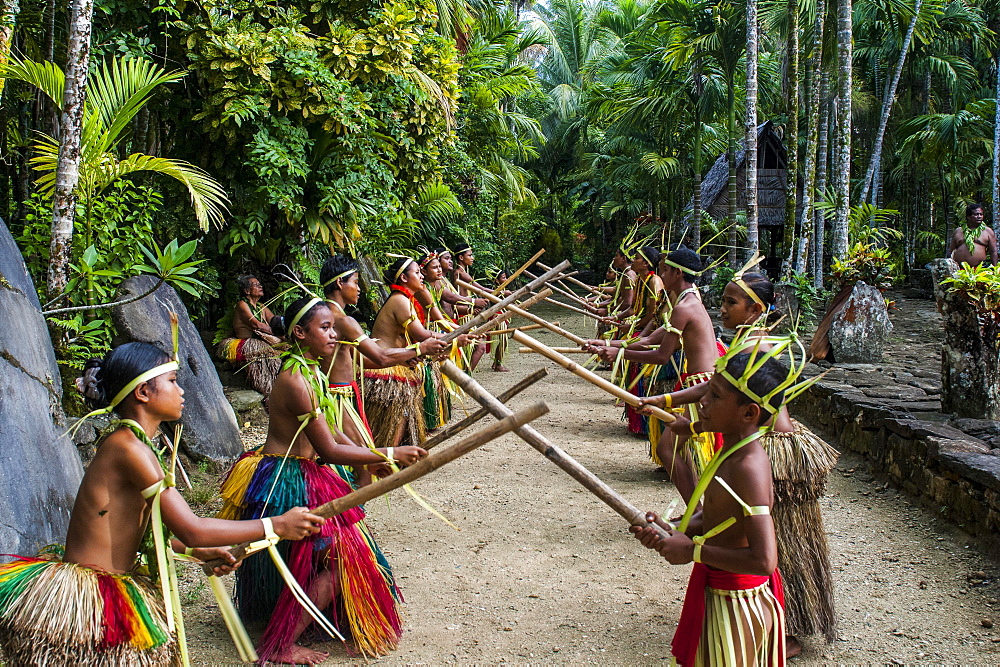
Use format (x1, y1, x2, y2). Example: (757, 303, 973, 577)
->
(0, 218, 82, 555)
(930, 258, 1000, 420)
(112, 275, 243, 462)
(827, 281, 893, 363)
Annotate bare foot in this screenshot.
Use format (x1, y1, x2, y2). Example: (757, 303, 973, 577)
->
(492, 364, 510, 372)
(268, 644, 330, 664)
(786, 635, 802, 658)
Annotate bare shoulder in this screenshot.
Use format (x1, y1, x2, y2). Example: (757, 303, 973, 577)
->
(726, 444, 774, 505)
(335, 314, 365, 339)
(97, 428, 164, 492)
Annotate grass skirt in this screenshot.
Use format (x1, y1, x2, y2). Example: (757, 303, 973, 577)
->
(694, 580, 785, 666)
(760, 421, 839, 641)
(219, 451, 402, 659)
(363, 365, 426, 448)
(216, 336, 281, 396)
(625, 363, 650, 436)
(0, 553, 177, 666)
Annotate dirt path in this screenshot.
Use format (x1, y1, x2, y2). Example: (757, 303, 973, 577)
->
(185, 303, 1000, 664)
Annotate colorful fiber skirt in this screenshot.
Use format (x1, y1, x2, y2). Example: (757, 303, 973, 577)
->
(760, 422, 839, 641)
(0, 552, 177, 666)
(646, 352, 683, 460)
(362, 365, 426, 448)
(216, 335, 281, 396)
(219, 451, 402, 659)
(625, 362, 650, 436)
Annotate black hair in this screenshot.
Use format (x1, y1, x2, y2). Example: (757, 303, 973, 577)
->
(635, 246, 662, 272)
(269, 297, 328, 338)
(434, 246, 450, 257)
(722, 351, 789, 423)
(733, 272, 781, 325)
(664, 247, 703, 282)
(966, 202, 984, 217)
(453, 242, 472, 256)
(236, 274, 257, 295)
(320, 255, 359, 294)
(383, 257, 415, 285)
(79, 342, 172, 411)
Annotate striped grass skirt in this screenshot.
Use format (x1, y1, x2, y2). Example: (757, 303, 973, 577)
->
(219, 451, 402, 659)
(0, 552, 177, 666)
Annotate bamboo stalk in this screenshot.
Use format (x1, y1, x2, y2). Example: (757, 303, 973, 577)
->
(467, 288, 552, 338)
(438, 260, 570, 344)
(424, 368, 548, 449)
(486, 322, 556, 336)
(201, 402, 549, 573)
(512, 330, 676, 423)
(536, 261, 603, 296)
(440, 360, 670, 539)
(544, 297, 605, 322)
(523, 269, 595, 309)
(494, 248, 546, 293)
(459, 280, 587, 346)
(518, 347, 592, 354)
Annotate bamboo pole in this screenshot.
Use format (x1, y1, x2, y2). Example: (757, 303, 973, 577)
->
(518, 347, 592, 354)
(201, 402, 548, 572)
(438, 260, 570, 344)
(494, 248, 545, 293)
(459, 280, 588, 346)
(467, 288, 552, 338)
(523, 269, 594, 308)
(536, 261, 603, 296)
(487, 322, 556, 336)
(544, 297, 606, 322)
(512, 330, 676, 423)
(440, 360, 670, 539)
(423, 368, 548, 449)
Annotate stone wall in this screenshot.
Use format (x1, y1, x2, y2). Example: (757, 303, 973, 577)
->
(794, 374, 1000, 541)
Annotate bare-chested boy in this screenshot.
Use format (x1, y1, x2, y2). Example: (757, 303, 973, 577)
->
(948, 202, 998, 267)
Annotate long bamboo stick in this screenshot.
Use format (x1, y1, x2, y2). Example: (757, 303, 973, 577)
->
(424, 368, 548, 449)
(459, 280, 587, 346)
(518, 347, 592, 354)
(512, 330, 675, 423)
(438, 260, 570, 344)
(536, 261, 603, 296)
(467, 288, 552, 338)
(494, 248, 545, 293)
(523, 269, 593, 308)
(440, 360, 670, 540)
(486, 322, 556, 336)
(201, 402, 549, 573)
(544, 297, 606, 322)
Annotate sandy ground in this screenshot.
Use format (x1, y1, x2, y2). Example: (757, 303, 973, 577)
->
(183, 303, 1000, 665)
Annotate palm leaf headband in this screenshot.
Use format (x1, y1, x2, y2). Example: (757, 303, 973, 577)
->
(732, 251, 767, 308)
(714, 328, 824, 415)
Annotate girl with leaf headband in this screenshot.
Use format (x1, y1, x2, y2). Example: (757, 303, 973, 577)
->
(640, 265, 839, 654)
(365, 258, 476, 450)
(0, 342, 324, 666)
(218, 297, 427, 663)
(320, 254, 448, 488)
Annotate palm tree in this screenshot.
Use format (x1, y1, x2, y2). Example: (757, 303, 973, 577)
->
(1, 56, 229, 298)
(745, 0, 759, 259)
(831, 0, 852, 260)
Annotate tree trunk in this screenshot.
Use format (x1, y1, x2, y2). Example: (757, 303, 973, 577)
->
(783, 0, 799, 271)
(0, 0, 18, 97)
(994, 53, 1000, 234)
(44, 0, 56, 61)
(46, 0, 94, 303)
(802, 0, 825, 280)
(726, 85, 739, 265)
(744, 0, 759, 261)
(814, 74, 831, 289)
(859, 0, 921, 206)
(691, 74, 703, 250)
(832, 0, 852, 260)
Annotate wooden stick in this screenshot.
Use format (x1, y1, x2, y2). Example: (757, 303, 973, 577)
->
(523, 269, 595, 309)
(536, 261, 604, 296)
(467, 288, 552, 338)
(512, 330, 676, 423)
(440, 360, 670, 539)
(544, 297, 605, 321)
(518, 347, 592, 354)
(494, 248, 546, 293)
(459, 280, 588, 346)
(438, 260, 570, 344)
(201, 402, 549, 573)
(487, 322, 556, 336)
(423, 368, 548, 449)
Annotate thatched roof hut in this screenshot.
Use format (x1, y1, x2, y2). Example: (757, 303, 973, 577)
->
(686, 121, 792, 275)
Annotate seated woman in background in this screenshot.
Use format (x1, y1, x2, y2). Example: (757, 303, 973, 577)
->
(216, 274, 282, 397)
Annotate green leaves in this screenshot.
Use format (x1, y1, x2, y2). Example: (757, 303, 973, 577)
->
(136, 239, 211, 297)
